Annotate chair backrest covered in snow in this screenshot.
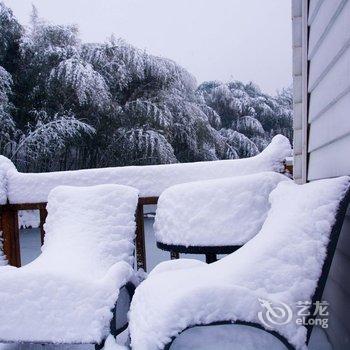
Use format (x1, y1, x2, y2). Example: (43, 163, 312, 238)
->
(213, 176, 350, 342)
(37, 184, 139, 278)
(154, 172, 290, 247)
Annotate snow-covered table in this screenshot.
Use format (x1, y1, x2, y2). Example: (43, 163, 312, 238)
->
(155, 172, 290, 262)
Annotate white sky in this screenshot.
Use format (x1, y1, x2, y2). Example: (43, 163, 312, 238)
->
(4, 0, 292, 95)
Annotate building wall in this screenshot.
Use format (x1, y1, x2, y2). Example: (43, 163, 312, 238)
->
(293, 0, 350, 348)
(292, 0, 308, 184)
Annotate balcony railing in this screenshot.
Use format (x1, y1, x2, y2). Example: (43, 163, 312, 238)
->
(0, 143, 293, 271)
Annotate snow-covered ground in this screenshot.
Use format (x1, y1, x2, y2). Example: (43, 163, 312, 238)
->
(1, 213, 332, 349)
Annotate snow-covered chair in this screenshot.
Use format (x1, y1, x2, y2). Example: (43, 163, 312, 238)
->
(129, 176, 350, 350)
(0, 184, 139, 349)
(155, 172, 290, 262)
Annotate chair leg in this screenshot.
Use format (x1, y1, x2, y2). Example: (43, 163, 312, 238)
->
(95, 337, 106, 350)
(170, 251, 179, 259)
(95, 343, 104, 350)
(206, 253, 217, 263)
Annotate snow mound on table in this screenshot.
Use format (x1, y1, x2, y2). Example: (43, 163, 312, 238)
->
(0, 184, 139, 343)
(0, 156, 15, 204)
(129, 176, 350, 350)
(154, 172, 290, 246)
(5, 135, 291, 203)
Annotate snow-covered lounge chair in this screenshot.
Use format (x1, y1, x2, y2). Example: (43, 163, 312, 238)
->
(155, 172, 290, 262)
(0, 184, 139, 349)
(129, 176, 350, 350)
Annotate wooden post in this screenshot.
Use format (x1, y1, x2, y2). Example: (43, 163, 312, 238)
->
(136, 197, 158, 271)
(135, 202, 147, 271)
(135, 197, 159, 272)
(39, 205, 48, 245)
(205, 253, 217, 264)
(1, 205, 21, 267)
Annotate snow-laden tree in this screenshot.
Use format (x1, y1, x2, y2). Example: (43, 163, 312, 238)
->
(0, 2, 293, 171)
(0, 66, 12, 105)
(232, 116, 264, 137)
(197, 80, 293, 153)
(219, 128, 259, 158)
(105, 127, 177, 166)
(0, 5, 96, 171)
(17, 6, 81, 127)
(7, 111, 95, 170)
(79, 38, 236, 166)
(0, 2, 22, 71)
(21, 6, 79, 68)
(48, 57, 111, 108)
(0, 66, 15, 151)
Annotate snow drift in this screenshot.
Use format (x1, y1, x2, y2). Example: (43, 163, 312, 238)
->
(0, 155, 16, 205)
(0, 135, 291, 204)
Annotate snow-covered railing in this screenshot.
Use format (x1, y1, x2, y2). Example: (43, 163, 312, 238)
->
(0, 135, 292, 270)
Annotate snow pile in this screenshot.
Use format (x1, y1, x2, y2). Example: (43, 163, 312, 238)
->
(129, 176, 350, 350)
(154, 172, 290, 246)
(0, 184, 139, 343)
(3, 135, 291, 204)
(0, 155, 15, 204)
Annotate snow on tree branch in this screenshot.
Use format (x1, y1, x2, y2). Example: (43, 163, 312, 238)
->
(49, 58, 111, 108)
(11, 113, 95, 161)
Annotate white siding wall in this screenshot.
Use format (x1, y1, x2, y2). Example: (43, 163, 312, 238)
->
(307, 0, 350, 180)
(293, 0, 350, 348)
(292, 0, 309, 183)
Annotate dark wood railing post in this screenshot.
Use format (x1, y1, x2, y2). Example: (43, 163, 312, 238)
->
(1, 204, 21, 267)
(135, 197, 159, 272)
(39, 204, 48, 245)
(136, 201, 147, 271)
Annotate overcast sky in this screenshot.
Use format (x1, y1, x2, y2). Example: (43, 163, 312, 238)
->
(4, 0, 292, 95)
